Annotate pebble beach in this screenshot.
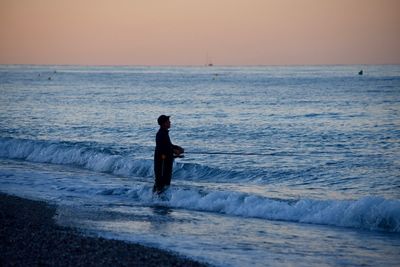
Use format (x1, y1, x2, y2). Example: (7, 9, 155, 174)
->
(0, 193, 208, 267)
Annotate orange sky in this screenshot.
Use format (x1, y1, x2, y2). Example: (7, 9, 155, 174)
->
(0, 0, 399, 65)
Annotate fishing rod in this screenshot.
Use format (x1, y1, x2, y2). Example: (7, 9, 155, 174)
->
(177, 150, 341, 158)
(185, 149, 348, 157)
(185, 151, 299, 156)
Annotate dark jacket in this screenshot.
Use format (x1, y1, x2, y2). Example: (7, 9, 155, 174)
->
(153, 128, 179, 192)
(154, 128, 175, 159)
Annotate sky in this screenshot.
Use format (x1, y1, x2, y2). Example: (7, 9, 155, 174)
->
(0, 0, 399, 66)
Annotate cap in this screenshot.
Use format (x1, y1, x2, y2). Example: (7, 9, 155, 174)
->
(157, 115, 170, 125)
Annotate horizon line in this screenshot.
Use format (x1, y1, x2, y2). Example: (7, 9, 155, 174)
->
(1, 63, 399, 68)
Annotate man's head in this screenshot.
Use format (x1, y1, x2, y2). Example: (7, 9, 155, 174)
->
(157, 115, 171, 129)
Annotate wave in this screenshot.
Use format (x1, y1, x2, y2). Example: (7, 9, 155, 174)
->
(97, 184, 400, 233)
(0, 137, 239, 181)
(0, 137, 153, 178)
(167, 190, 400, 232)
(1, 137, 399, 233)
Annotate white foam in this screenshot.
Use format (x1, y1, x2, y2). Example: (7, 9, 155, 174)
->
(0, 137, 154, 178)
(167, 189, 400, 232)
(2, 137, 399, 232)
(0, 137, 240, 182)
(98, 184, 400, 232)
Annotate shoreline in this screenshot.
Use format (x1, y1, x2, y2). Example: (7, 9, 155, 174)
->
(0, 193, 208, 267)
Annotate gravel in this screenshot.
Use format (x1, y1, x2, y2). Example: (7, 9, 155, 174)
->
(0, 193, 209, 267)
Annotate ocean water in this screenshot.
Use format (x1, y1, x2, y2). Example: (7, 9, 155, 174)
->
(1, 65, 399, 266)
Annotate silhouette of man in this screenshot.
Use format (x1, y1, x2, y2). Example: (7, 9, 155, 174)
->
(153, 115, 184, 194)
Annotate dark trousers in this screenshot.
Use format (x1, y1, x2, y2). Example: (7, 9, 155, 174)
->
(153, 155, 173, 193)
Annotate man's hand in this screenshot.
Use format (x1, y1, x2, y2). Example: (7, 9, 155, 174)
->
(173, 146, 184, 157)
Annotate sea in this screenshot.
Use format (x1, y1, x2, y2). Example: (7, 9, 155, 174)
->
(0, 65, 399, 266)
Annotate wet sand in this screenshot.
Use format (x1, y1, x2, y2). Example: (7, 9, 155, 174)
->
(0, 193, 208, 267)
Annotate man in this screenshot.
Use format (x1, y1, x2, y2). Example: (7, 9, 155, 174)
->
(153, 115, 184, 194)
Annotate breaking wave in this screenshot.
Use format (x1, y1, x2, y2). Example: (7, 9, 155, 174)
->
(0, 137, 152, 177)
(1, 137, 399, 233)
(0, 137, 237, 181)
(97, 184, 400, 233)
